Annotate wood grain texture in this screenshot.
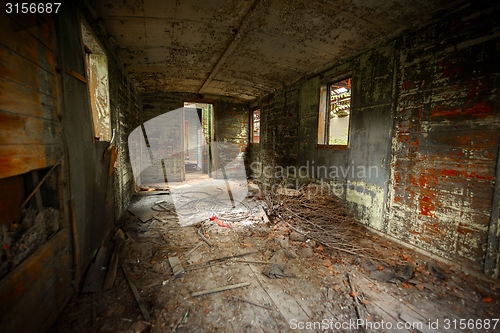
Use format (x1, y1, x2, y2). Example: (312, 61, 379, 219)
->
(0, 144, 62, 178)
(0, 229, 72, 333)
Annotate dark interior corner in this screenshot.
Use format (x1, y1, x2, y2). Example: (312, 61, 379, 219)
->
(1, 0, 499, 332)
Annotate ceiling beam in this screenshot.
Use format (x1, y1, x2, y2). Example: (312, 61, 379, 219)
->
(197, 0, 263, 95)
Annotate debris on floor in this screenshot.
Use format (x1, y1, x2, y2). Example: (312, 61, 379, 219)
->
(52, 180, 500, 333)
(0, 207, 60, 279)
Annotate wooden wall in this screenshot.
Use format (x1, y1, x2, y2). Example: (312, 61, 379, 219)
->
(0, 11, 62, 177)
(0, 6, 72, 333)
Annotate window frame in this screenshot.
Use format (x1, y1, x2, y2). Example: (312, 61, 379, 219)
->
(317, 72, 352, 150)
(80, 18, 112, 142)
(250, 108, 260, 144)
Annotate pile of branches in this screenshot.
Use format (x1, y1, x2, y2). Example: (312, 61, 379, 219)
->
(263, 179, 372, 258)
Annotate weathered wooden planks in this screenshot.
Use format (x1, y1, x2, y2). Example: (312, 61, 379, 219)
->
(0, 111, 61, 145)
(0, 229, 72, 333)
(0, 144, 62, 178)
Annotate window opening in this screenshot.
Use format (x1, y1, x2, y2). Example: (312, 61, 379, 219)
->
(251, 109, 260, 143)
(81, 21, 111, 141)
(318, 77, 351, 147)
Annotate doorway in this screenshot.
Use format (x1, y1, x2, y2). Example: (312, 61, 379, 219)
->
(183, 102, 214, 180)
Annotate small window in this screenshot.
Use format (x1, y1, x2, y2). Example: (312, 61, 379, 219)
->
(250, 109, 260, 143)
(81, 21, 111, 141)
(318, 77, 351, 147)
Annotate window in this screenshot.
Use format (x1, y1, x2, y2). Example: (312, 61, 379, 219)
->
(250, 109, 260, 143)
(318, 77, 351, 147)
(81, 21, 111, 141)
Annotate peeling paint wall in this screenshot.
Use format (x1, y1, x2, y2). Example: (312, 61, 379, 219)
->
(387, 2, 500, 271)
(248, 2, 500, 275)
(248, 83, 301, 180)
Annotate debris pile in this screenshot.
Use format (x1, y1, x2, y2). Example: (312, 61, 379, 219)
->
(0, 207, 60, 279)
(264, 181, 369, 257)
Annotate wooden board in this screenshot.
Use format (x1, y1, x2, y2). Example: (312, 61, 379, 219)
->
(0, 111, 61, 145)
(0, 11, 56, 73)
(0, 144, 62, 179)
(0, 229, 72, 333)
(0, 44, 57, 97)
(0, 77, 57, 120)
(82, 245, 112, 293)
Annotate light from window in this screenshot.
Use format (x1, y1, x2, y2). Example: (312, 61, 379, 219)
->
(81, 22, 111, 141)
(251, 109, 260, 143)
(318, 77, 351, 146)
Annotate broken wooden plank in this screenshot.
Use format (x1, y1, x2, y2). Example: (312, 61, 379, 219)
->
(122, 264, 151, 322)
(347, 273, 363, 321)
(248, 264, 310, 324)
(191, 282, 250, 297)
(168, 257, 185, 277)
(66, 67, 87, 84)
(103, 230, 125, 290)
(0, 230, 72, 333)
(81, 245, 111, 293)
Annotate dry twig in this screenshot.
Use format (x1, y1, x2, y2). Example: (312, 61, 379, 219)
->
(263, 179, 373, 258)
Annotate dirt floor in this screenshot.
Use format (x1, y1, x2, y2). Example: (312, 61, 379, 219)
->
(52, 184, 500, 333)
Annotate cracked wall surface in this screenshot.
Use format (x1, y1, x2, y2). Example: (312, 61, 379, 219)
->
(248, 2, 500, 274)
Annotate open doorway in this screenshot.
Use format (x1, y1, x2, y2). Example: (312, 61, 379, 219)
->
(183, 102, 214, 180)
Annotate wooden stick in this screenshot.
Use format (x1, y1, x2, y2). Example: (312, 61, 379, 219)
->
(286, 222, 369, 258)
(235, 260, 272, 265)
(191, 282, 250, 297)
(20, 156, 63, 209)
(66, 67, 87, 83)
(197, 228, 214, 248)
(183, 242, 203, 260)
(204, 251, 260, 264)
(122, 265, 151, 322)
(231, 297, 273, 310)
(171, 308, 189, 332)
(186, 251, 260, 271)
